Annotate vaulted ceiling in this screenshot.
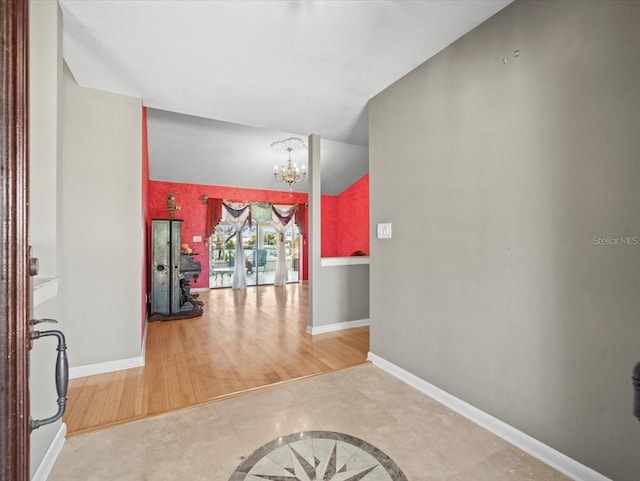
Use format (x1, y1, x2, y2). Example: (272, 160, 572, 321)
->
(59, 0, 511, 194)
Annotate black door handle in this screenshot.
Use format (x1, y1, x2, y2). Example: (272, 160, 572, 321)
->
(30, 329, 68, 431)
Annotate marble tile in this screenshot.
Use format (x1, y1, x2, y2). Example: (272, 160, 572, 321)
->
(357, 419, 466, 481)
(285, 369, 358, 403)
(146, 414, 244, 481)
(48, 364, 569, 481)
(334, 364, 411, 397)
(145, 426, 243, 481)
(311, 437, 361, 471)
(229, 431, 406, 481)
(146, 400, 232, 448)
(451, 445, 571, 481)
(378, 412, 508, 477)
(247, 455, 289, 476)
(221, 385, 300, 423)
(288, 439, 317, 467)
(356, 464, 395, 481)
(48, 421, 148, 481)
(301, 387, 398, 436)
(231, 405, 325, 456)
(264, 444, 296, 471)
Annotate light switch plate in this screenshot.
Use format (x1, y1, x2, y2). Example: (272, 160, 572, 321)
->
(192, 236, 202, 242)
(377, 223, 392, 239)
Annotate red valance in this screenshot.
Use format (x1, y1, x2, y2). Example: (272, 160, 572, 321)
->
(205, 198, 223, 239)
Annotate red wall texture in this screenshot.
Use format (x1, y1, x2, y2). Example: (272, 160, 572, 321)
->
(320, 174, 369, 257)
(148, 181, 308, 288)
(321, 195, 338, 257)
(337, 174, 369, 256)
(147, 174, 369, 290)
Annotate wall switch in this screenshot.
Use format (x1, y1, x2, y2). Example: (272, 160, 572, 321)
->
(377, 223, 392, 239)
(192, 236, 202, 242)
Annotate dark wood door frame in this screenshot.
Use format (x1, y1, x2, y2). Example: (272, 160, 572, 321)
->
(1, 0, 31, 480)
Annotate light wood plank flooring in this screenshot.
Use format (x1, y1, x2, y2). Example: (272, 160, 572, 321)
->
(63, 283, 369, 435)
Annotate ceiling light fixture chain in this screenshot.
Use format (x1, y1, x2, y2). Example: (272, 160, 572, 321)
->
(271, 137, 307, 191)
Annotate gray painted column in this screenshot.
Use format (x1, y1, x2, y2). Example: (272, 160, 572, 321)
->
(308, 134, 321, 331)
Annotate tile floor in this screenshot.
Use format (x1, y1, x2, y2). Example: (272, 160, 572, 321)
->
(49, 364, 569, 481)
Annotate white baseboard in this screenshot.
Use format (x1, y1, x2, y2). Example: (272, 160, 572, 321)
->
(69, 354, 144, 379)
(31, 422, 66, 481)
(191, 287, 210, 293)
(307, 318, 369, 335)
(69, 322, 147, 379)
(367, 352, 610, 481)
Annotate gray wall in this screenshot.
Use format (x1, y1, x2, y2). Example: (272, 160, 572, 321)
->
(309, 135, 370, 329)
(29, 0, 64, 473)
(369, 1, 640, 480)
(61, 64, 144, 367)
(29, 3, 143, 472)
(316, 264, 369, 327)
(30, 0, 61, 279)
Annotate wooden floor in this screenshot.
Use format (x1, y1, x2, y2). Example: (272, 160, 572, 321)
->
(63, 283, 369, 435)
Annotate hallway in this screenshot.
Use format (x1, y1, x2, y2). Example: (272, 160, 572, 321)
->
(63, 283, 369, 435)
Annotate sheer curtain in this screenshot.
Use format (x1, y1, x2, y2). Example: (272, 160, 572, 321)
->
(271, 204, 297, 286)
(222, 201, 251, 289)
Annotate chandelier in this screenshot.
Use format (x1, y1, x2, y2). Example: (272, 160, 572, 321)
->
(271, 137, 307, 190)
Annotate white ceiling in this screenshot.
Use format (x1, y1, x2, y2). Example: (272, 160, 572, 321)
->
(59, 0, 511, 194)
(147, 108, 369, 195)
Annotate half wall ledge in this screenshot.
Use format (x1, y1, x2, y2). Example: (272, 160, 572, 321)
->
(321, 256, 370, 267)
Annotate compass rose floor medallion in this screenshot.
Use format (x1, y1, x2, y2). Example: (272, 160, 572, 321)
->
(229, 431, 408, 481)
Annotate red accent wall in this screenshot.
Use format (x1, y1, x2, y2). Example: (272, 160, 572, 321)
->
(321, 195, 338, 257)
(148, 180, 308, 288)
(337, 174, 369, 256)
(147, 174, 368, 291)
(320, 174, 369, 258)
(142, 107, 150, 332)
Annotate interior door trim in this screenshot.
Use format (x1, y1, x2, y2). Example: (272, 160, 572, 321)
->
(0, 0, 31, 479)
